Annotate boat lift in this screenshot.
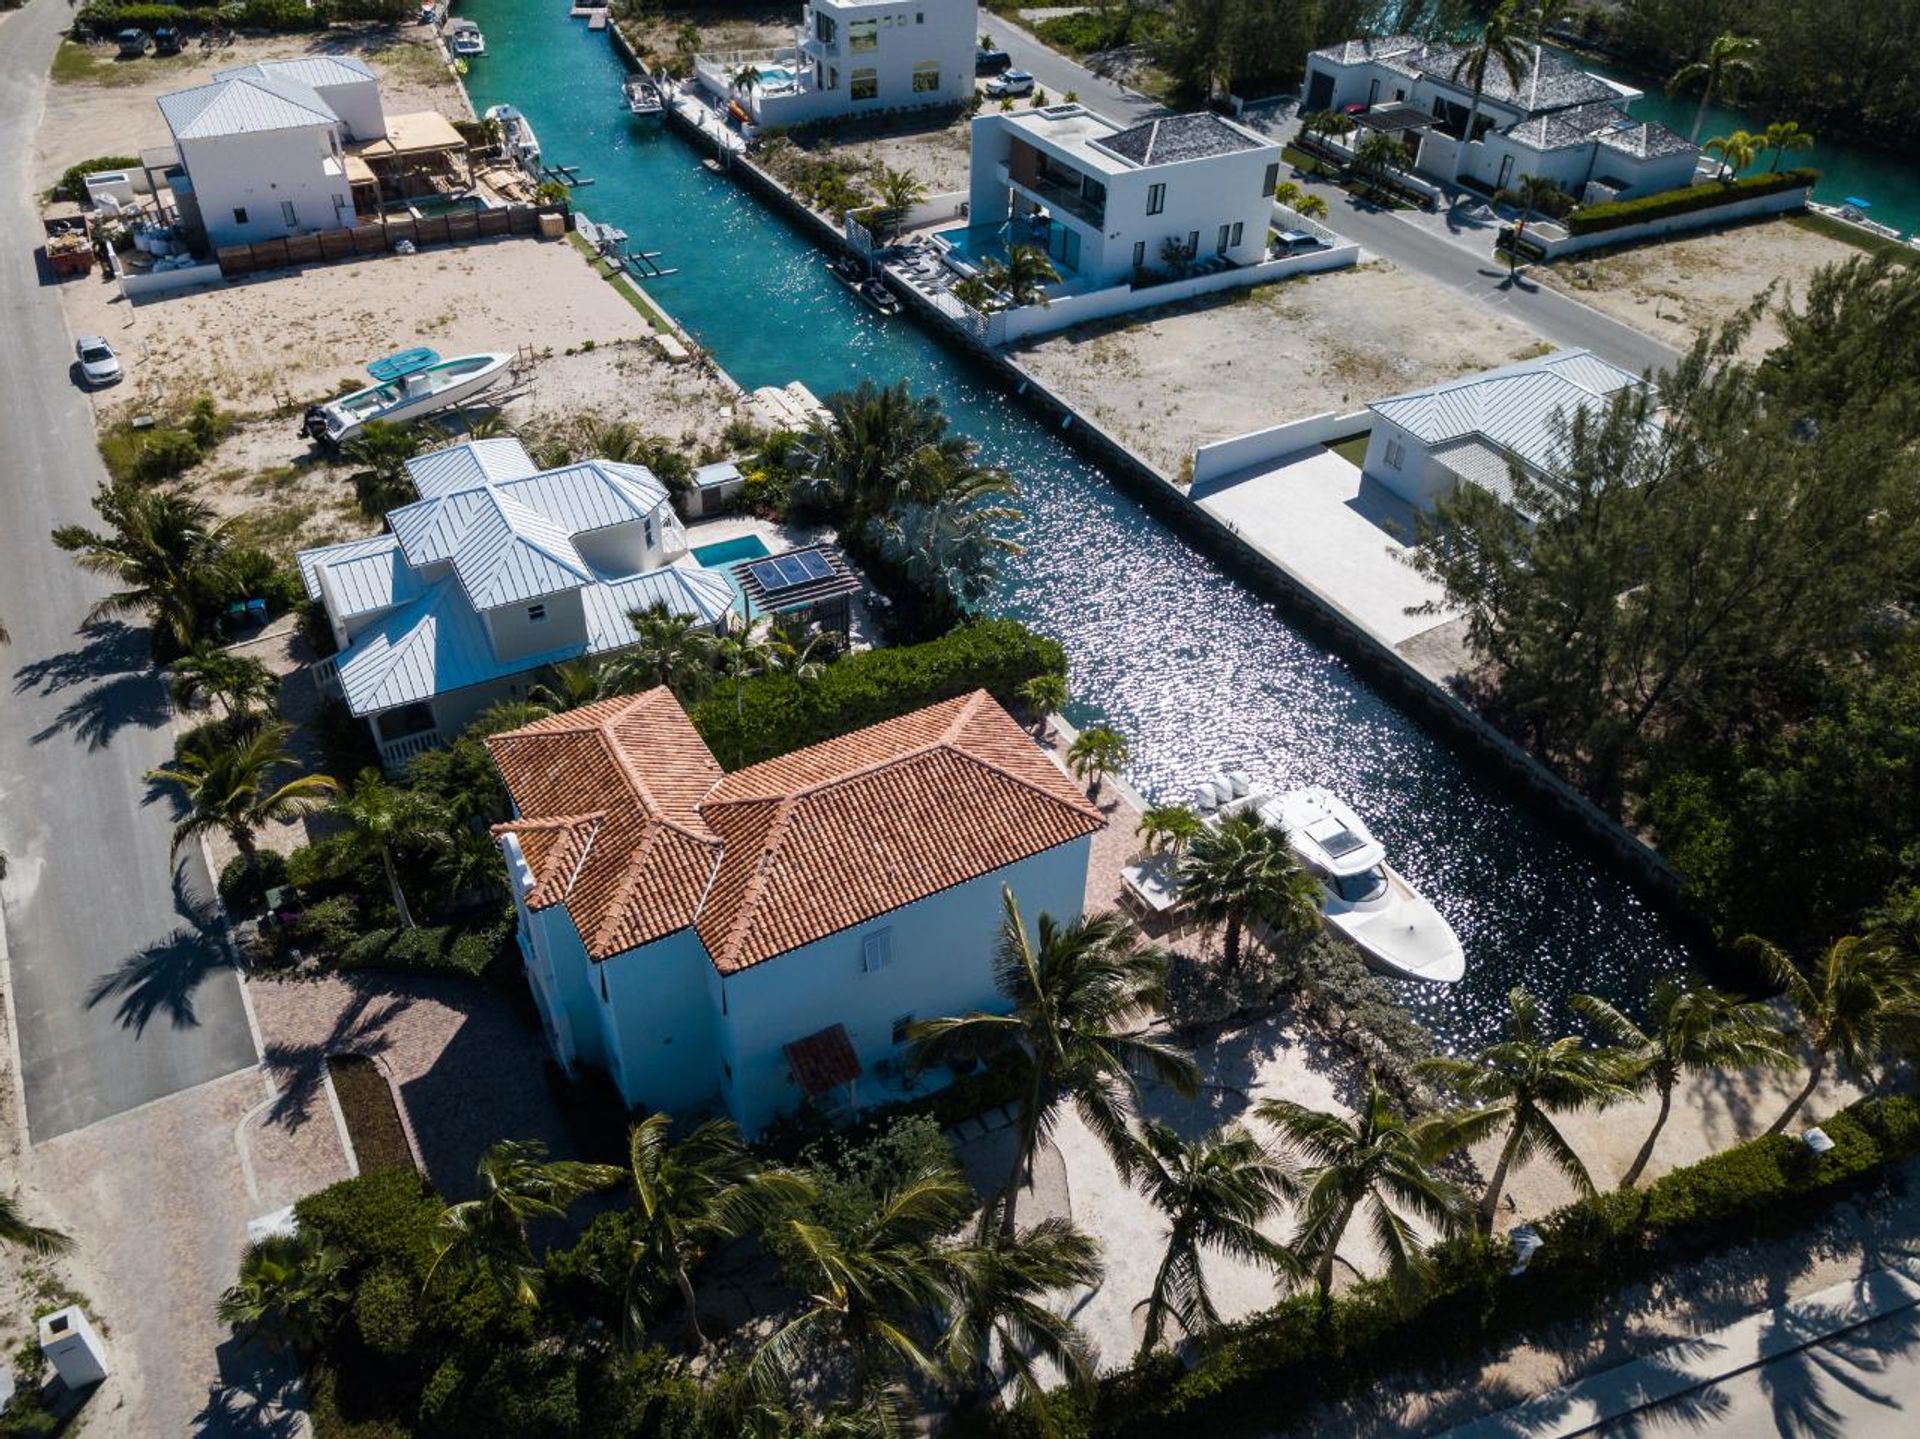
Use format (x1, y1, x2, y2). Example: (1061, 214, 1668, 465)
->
(539, 162, 594, 188)
(580, 215, 678, 278)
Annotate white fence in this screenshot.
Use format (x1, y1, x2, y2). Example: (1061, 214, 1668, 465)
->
(1191, 409, 1372, 487)
(119, 259, 225, 299)
(1525, 182, 1814, 258)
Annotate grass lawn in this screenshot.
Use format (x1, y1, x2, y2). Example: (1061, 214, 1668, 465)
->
(51, 41, 199, 88)
(328, 1054, 417, 1173)
(1787, 211, 1915, 265)
(567, 231, 673, 332)
(1327, 432, 1371, 469)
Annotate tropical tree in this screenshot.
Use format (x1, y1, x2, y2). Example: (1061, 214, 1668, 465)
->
(1449, 0, 1527, 169)
(623, 1113, 815, 1352)
(713, 624, 784, 731)
(620, 602, 716, 698)
(169, 641, 278, 719)
(1353, 131, 1414, 195)
(1017, 672, 1068, 736)
(343, 421, 427, 517)
(216, 1231, 349, 1353)
(1418, 986, 1631, 1232)
(429, 1139, 624, 1309)
(51, 483, 236, 655)
(1571, 979, 1793, 1187)
(983, 243, 1059, 307)
(952, 274, 997, 311)
(1668, 31, 1762, 143)
(1066, 725, 1128, 801)
(866, 483, 1022, 614)
(329, 768, 449, 929)
(1760, 120, 1815, 172)
(1131, 1120, 1299, 1361)
(1259, 1072, 1484, 1306)
(1704, 129, 1760, 179)
(145, 722, 338, 882)
(1299, 109, 1356, 155)
(940, 1218, 1102, 1414)
(798, 380, 979, 519)
(1273, 181, 1329, 220)
(769, 620, 833, 686)
(527, 656, 622, 713)
(1494, 173, 1572, 271)
(1137, 803, 1202, 857)
(909, 888, 1198, 1237)
(1747, 936, 1920, 1135)
(873, 165, 927, 242)
(732, 63, 761, 96)
(1176, 809, 1321, 972)
(0, 1193, 69, 1255)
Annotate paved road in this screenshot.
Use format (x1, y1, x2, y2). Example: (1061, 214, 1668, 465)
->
(985, 20, 1680, 377)
(0, 0, 257, 1142)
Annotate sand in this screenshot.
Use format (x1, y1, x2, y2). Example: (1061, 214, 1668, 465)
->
(1536, 215, 1865, 362)
(1011, 261, 1549, 475)
(819, 116, 976, 202)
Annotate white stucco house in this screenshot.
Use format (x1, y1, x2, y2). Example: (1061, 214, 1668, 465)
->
(297, 438, 733, 767)
(696, 0, 976, 127)
(1303, 36, 1698, 204)
(488, 688, 1104, 1135)
(966, 105, 1284, 288)
(1362, 349, 1646, 516)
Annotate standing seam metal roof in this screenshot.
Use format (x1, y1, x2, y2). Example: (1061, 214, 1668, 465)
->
(405, 438, 542, 498)
(216, 56, 377, 90)
(158, 73, 339, 140)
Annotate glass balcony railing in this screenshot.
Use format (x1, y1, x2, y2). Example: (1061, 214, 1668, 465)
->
(1021, 170, 1105, 228)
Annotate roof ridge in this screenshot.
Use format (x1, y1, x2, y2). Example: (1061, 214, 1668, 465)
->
(483, 488, 592, 578)
(590, 822, 663, 954)
(596, 695, 722, 844)
(943, 732, 1103, 820)
(700, 793, 801, 968)
(703, 694, 983, 809)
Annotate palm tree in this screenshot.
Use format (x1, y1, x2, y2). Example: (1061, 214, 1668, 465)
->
(145, 721, 338, 883)
(873, 165, 926, 242)
(1703, 129, 1759, 179)
(342, 421, 427, 517)
(1354, 131, 1415, 196)
(714, 624, 781, 733)
(940, 1218, 1102, 1413)
(620, 602, 716, 698)
(169, 642, 278, 719)
(430, 1139, 623, 1309)
(0, 1193, 70, 1255)
(1131, 1120, 1299, 1362)
(1298, 110, 1356, 172)
(1669, 31, 1762, 144)
(1259, 1072, 1485, 1306)
(1274, 182, 1330, 220)
(732, 63, 762, 96)
(1494, 173, 1571, 272)
(1449, 0, 1526, 170)
(799, 379, 976, 518)
(984, 243, 1059, 307)
(1176, 809, 1321, 972)
(1747, 936, 1920, 1136)
(217, 1231, 349, 1353)
(51, 483, 235, 655)
(624, 1113, 814, 1352)
(1066, 725, 1128, 801)
(527, 656, 620, 713)
(1136, 803, 1202, 857)
(1572, 980, 1793, 1188)
(909, 888, 1197, 1237)
(952, 274, 996, 311)
(1760, 120, 1815, 172)
(866, 487, 1022, 613)
(1418, 986, 1631, 1233)
(1017, 672, 1068, 736)
(330, 768, 448, 929)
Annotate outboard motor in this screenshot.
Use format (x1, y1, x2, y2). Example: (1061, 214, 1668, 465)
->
(302, 406, 332, 445)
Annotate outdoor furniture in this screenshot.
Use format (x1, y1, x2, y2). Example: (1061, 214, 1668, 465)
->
(1121, 853, 1183, 917)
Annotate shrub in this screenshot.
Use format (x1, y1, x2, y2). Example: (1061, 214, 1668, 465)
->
(49, 155, 139, 205)
(691, 618, 1066, 768)
(295, 1168, 443, 1281)
(1566, 167, 1818, 234)
(352, 1267, 420, 1357)
(218, 848, 288, 916)
(288, 895, 364, 955)
(131, 426, 204, 484)
(337, 919, 515, 979)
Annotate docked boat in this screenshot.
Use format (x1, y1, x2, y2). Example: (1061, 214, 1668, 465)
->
(304, 348, 515, 446)
(624, 74, 664, 118)
(484, 103, 541, 168)
(857, 277, 900, 316)
(448, 19, 485, 58)
(825, 253, 865, 288)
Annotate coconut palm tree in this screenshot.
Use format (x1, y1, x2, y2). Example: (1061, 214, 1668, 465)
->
(1571, 980, 1793, 1188)
(798, 379, 976, 519)
(909, 888, 1197, 1237)
(1176, 809, 1321, 972)
(1137, 804, 1202, 857)
(1418, 986, 1631, 1233)
(1493, 172, 1571, 272)
(866, 489, 1023, 614)
(1668, 31, 1762, 144)
(1746, 935, 1920, 1136)
(1017, 672, 1069, 736)
(429, 1139, 624, 1309)
(713, 623, 782, 736)
(984, 243, 1059, 307)
(342, 420, 427, 517)
(1275, 182, 1331, 221)
(623, 1113, 815, 1352)
(527, 656, 622, 713)
(0, 1193, 69, 1255)
(940, 1218, 1102, 1414)
(217, 1231, 349, 1354)
(873, 165, 927, 242)
(769, 621, 833, 686)
(1353, 131, 1415, 196)
(329, 768, 449, 929)
(52, 483, 236, 656)
(952, 274, 996, 311)
(1760, 120, 1815, 172)
(145, 722, 338, 883)
(1131, 1120, 1299, 1361)
(1449, 0, 1527, 169)
(1259, 1072, 1485, 1306)
(620, 602, 717, 699)
(168, 641, 278, 719)
(732, 63, 762, 96)
(1704, 129, 1760, 180)
(1066, 725, 1128, 801)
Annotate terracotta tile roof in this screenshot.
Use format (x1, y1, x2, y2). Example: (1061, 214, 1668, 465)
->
(488, 689, 1104, 972)
(784, 1024, 862, 1096)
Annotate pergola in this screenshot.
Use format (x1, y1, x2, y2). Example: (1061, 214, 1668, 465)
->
(349, 111, 473, 204)
(730, 544, 863, 637)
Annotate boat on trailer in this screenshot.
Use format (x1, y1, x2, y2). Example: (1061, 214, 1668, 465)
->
(304, 348, 515, 446)
(484, 103, 542, 168)
(624, 73, 664, 117)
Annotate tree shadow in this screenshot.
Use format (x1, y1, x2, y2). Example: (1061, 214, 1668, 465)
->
(194, 1333, 303, 1439)
(1756, 1296, 1920, 1439)
(13, 621, 171, 751)
(84, 867, 229, 1036)
(258, 978, 407, 1135)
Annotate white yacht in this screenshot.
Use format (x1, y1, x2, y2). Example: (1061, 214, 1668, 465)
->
(448, 19, 485, 57)
(304, 348, 515, 446)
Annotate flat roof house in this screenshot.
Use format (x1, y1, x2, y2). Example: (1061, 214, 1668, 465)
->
(1304, 37, 1698, 203)
(966, 105, 1283, 290)
(1362, 349, 1645, 516)
(489, 688, 1104, 1135)
(297, 438, 732, 767)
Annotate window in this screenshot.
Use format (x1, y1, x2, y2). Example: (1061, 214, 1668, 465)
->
(851, 67, 878, 101)
(643, 515, 655, 547)
(891, 1013, 916, 1045)
(280, 200, 297, 226)
(527, 603, 548, 623)
(1187, 230, 1200, 257)
(849, 19, 877, 51)
(861, 928, 892, 972)
(1146, 182, 1165, 215)
(912, 60, 940, 93)
(1385, 438, 1405, 470)
(232, 207, 249, 225)
(1262, 162, 1279, 197)
(1217, 223, 1231, 254)
(815, 12, 836, 44)
(1132, 239, 1145, 269)
(1231, 221, 1244, 246)
(916, 10, 924, 20)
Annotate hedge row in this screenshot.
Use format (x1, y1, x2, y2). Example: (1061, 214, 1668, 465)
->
(690, 618, 1065, 769)
(74, 0, 408, 32)
(1567, 166, 1819, 235)
(995, 1092, 1920, 1439)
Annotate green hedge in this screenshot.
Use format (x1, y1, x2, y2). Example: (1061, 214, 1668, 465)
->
(1567, 167, 1819, 235)
(690, 618, 1065, 769)
(338, 918, 515, 979)
(49, 155, 139, 206)
(997, 1092, 1920, 1439)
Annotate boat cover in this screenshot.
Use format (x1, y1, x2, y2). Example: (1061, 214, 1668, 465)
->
(367, 348, 441, 382)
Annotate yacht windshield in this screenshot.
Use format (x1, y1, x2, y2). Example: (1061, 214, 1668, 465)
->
(1332, 866, 1388, 904)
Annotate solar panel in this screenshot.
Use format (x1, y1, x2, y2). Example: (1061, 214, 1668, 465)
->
(748, 551, 834, 594)
(795, 550, 832, 581)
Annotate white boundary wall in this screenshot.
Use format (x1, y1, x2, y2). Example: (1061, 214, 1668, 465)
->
(1191, 409, 1372, 487)
(120, 261, 226, 299)
(1529, 183, 1812, 258)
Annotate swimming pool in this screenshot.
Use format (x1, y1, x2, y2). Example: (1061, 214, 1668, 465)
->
(692, 535, 770, 567)
(932, 217, 1076, 276)
(756, 65, 797, 89)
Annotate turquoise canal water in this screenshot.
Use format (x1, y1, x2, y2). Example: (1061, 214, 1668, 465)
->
(460, 0, 1692, 1049)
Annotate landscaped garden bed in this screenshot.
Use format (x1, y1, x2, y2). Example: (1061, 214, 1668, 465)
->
(327, 1054, 416, 1174)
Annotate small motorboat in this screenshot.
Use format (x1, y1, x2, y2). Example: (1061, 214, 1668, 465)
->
(624, 74, 664, 118)
(826, 253, 866, 288)
(484, 103, 541, 168)
(448, 19, 485, 58)
(857, 277, 900, 315)
(304, 348, 515, 446)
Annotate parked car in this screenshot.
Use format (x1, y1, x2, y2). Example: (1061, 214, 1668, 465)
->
(152, 26, 183, 56)
(975, 48, 1012, 76)
(75, 335, 122, 387)
(115, 28, 150, 58)
(984, 69, 1035, 98)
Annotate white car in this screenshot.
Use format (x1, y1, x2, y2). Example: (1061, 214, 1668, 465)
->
(984, 70, 1035, 98)
(75, 335, 122, 387)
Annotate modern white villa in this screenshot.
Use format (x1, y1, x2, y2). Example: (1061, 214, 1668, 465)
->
(696, 0, 976, 127)
(154, 56, 470, 250)
(297, 438, 733, 767)
(488, 689, 1103, 1135)
(1303, 36, 1699, 203)
(1362, 349, 1645, 515)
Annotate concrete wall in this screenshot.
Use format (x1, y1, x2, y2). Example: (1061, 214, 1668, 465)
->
(503, 834, 607, 1076)
(597, 929, 725, 1116)
(1528, 181, 1812, 257)
(572, 513, 671, 577)
(113, 256, 226, 300)
(483, 586, 589, 663)
(179, 127, 355, 249)
(1362, 416, 1460, 510)
(311, 76, 385, 143)
(1192, 409, 1371, 486)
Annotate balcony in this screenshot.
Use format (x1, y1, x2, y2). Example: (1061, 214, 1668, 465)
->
(1019, 170, 1106, 229)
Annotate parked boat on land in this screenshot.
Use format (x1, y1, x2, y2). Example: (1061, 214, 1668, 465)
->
(304, 348, 514, 445)
(624, 74, 664, 118)
(857, 277, 900, 316)
(484, 103, 542, 168)
(448, 19, 486, 58)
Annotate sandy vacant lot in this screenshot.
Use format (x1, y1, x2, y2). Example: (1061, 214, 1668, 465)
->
(821, 116, 975, 201)
(1013, 262, 1547, 475)
(1537, 216, 1862, 361)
